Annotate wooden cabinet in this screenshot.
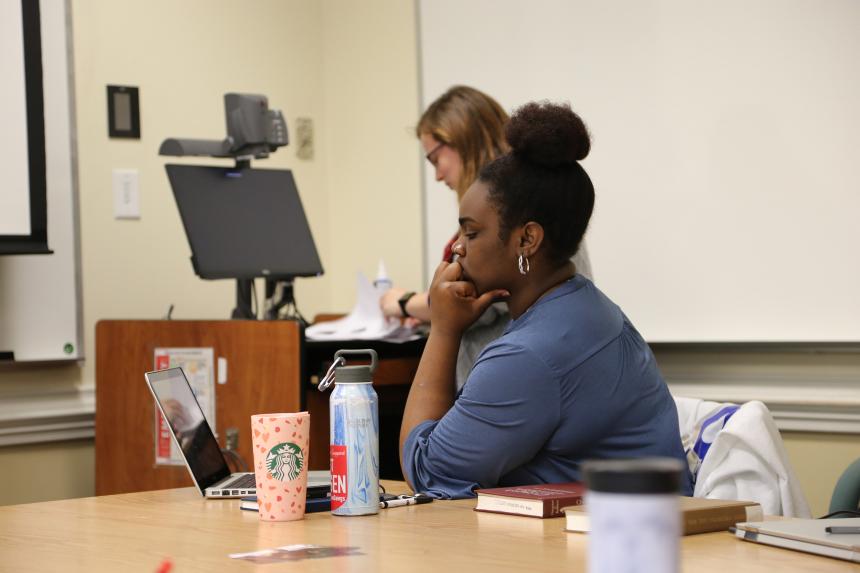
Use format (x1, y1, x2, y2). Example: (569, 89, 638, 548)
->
(95, 320, 425, 494)
(95, 320, 301, 495)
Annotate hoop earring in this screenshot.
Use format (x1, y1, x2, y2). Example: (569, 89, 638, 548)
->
(518, 253, 530, 276)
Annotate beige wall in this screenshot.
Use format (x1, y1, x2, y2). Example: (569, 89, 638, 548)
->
(783, 432, 860, 517)
(320, 0, 424, 308)
(0, 440, 94, 506)
(73, 0, 331, 346)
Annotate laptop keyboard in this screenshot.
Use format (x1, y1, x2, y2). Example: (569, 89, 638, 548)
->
(221, 474, 256, 489)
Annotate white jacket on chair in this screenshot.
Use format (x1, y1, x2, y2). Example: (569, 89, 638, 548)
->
(674, 396, 811, 518)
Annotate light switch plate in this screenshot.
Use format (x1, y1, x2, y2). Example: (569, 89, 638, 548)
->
(295, 117, 314, 160)
(217, 357, 228, 384)
(113, 168, 140, 219)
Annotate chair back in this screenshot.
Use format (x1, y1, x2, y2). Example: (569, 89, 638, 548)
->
(829, 457, 860, 516)
(674, 396, 811, 518)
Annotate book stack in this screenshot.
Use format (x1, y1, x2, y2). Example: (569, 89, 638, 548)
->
(474, 481, 763, 537)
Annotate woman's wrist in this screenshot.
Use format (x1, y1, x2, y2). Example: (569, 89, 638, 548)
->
(403, 292, 431, 322)
(428, 319, 466, 341)
(398, 291, 417, 317)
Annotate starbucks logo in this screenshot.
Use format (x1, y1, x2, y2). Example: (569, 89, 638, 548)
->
(266, 442, 304, 481)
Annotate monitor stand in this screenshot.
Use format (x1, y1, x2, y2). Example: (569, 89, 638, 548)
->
(231, 279, 256, 319)
(230, 278, 308, 324)
(264, 279, 308, 326)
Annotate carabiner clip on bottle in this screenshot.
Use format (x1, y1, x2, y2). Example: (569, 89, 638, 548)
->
(317, 349, 379, 392)
(317, 356, 344, 392)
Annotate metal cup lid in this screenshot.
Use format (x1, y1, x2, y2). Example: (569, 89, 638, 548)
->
(583, 457, 685, 495)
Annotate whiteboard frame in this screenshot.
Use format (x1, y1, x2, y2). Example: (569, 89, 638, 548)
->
(0, 0, 83, 362)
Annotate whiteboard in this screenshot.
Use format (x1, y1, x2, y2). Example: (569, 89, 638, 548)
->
(418, 0, 860, 342)
(0, 0, 82, 361)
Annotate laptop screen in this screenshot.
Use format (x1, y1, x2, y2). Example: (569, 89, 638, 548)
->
(145, 368, 231, 493)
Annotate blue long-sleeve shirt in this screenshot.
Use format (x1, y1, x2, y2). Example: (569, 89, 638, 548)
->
(402, 275, 693, 498)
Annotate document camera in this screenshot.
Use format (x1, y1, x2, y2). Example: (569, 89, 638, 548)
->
(159, 93, 288, 162)
(160, 93, 321, 322)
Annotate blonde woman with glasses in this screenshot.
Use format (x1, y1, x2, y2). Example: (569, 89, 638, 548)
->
(382, 86, 592, 389)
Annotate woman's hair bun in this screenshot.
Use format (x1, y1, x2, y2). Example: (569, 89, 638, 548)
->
(505, 101, 590, 167)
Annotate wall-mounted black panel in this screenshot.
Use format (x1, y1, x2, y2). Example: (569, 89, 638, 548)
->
(107, 85, 140, 139)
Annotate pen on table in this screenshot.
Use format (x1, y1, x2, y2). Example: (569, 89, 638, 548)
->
(825, 526, 860, 534)
(379, 494, 433, 509)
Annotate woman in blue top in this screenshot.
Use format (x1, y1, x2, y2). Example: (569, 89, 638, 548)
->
(399, 101, 692, 498)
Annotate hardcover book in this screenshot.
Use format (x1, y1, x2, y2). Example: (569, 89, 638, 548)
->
(474, 483, 585, 518)
(564, 496, 763, 535)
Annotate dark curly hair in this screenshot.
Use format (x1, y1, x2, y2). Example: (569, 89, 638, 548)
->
(478, 101, 594, 265)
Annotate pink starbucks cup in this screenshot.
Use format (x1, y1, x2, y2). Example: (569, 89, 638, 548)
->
(250, 412, 310, 521)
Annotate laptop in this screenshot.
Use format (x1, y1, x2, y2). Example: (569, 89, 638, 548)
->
(145, 367, 330, 498)
(735, 517, 860, 563)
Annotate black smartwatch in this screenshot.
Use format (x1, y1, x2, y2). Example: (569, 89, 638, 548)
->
(398, 291, 416, 318)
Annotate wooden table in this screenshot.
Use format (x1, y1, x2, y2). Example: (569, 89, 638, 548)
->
(0, 481, 850, 572)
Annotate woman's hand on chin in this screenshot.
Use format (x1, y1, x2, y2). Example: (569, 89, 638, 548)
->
(428, 261, 509, 338)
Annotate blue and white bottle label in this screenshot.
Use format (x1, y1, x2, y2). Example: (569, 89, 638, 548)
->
(330, 385, 379, 515)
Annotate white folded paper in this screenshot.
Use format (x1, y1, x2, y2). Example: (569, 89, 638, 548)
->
(305, 271, 418, 342)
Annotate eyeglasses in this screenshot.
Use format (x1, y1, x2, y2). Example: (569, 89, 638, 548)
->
(425, 141, 447, 167)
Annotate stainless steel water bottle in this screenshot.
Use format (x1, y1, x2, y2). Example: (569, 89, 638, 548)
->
(318, 349, 380, 516)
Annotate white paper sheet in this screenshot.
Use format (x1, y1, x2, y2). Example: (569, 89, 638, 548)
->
(305, 272, 418, 342)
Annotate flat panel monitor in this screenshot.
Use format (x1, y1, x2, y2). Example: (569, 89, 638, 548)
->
(166, 164, 323, 280)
